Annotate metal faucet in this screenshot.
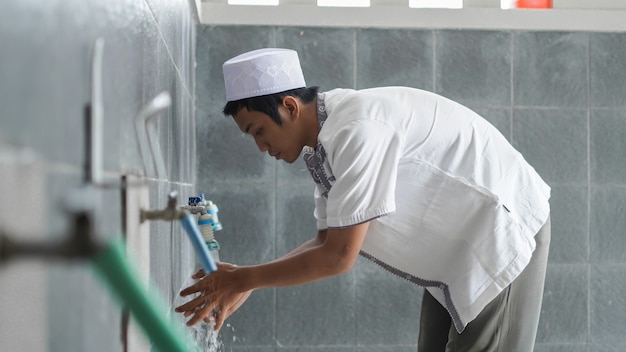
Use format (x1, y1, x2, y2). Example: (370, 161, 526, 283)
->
(139, 191, 187, 223)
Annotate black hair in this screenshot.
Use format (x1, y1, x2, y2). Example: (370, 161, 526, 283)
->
(222, 86, 319, 125)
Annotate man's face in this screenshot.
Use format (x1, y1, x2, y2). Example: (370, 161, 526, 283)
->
(233, 105, 303, 164)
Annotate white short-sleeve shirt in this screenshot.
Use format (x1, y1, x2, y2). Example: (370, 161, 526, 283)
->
(302, 87, 551, 333)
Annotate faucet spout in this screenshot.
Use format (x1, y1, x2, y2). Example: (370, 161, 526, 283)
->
(140, 191, 186, 223)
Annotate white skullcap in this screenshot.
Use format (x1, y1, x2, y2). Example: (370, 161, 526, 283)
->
(222, 48, 306, 102)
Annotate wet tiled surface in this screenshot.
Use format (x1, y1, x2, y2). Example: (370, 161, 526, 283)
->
(1, 0, 196, 350)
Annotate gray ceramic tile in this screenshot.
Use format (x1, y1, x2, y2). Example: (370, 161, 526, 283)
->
(588, 344, 626, 352)
(277, 347, 354, 352)
(470, 107, 512, 140)
(513, 31, 588, 107)
(274, 187, 356, 346)
(590, 265, 626, 344)
(356, 29, 433, 90)
(195, 26, 277, 184)
(512, 108, 587, 185)
(0, 14, 86, 167)
(168, 75, 186, 183)
(169, 76, 195, 185)
(149, 181, 176, 304)
(196, 112, 276, 183)
(354, 257, 421, 345)
(220, 288, 277, 347)
(48, 267, 90, 351)
(179, 94, 195, 184)
(276, 186, 318, 255)
(1, 0, 197, 350)
(435, 30, 511, 107)
(277, 154, 316, 185)
(357, 346, 417, 352)
(547, 185, 588, 263)
(234, 347, 276, 352)
(590, 187, 626, 263)
(276, 275, 357, 345)
(533, 344, 588, 352)
(172, 184, 198, 292)
(590, 33, 626, 107)
(145, 0, 191, 81)
(590, 109, 626, 185)
(536, 264, 588, 343)
(276, 27, 355, 91)
(199, 184, 276, 266)
(81, 267, 126, 352)
(101, 21, 146, 176)
(139, 26, 181, 181)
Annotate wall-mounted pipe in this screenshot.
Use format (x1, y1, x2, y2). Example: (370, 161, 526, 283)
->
(0, 204, 194, 352)
(135, 92, 171, 180)
(84, 38, 104, 185)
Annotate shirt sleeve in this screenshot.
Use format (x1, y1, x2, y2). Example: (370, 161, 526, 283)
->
(323, 119, 402, 228)
(313, 185, 328, 230)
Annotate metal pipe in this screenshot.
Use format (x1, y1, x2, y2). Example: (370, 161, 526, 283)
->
(0, 211, 100, 262)
(135, 92, 171, 179)
(140, 191, 186, 223)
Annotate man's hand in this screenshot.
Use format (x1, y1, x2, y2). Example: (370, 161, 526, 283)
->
(175, 262, 252, 330)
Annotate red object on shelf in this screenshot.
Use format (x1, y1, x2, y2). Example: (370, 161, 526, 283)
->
(517, 0, 552, 8)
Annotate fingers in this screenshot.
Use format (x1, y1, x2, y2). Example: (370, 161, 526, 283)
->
(213, 292, 250, 331)
(180, 281, 203, 297)
(191, 269, 206, 279)
(175, 293, 207, 313)
(186, 302, 216, 326)
(214, 311, 226, 331)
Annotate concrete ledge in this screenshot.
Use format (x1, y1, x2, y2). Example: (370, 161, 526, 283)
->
(199, 5, 626, 32)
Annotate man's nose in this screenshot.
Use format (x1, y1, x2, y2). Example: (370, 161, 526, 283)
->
(254, 137, 269, 152)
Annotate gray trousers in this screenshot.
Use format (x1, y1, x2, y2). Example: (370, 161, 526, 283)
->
(418, 217, 551, 352)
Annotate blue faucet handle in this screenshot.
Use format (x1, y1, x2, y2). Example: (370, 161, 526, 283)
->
(179, 214, 218, 273)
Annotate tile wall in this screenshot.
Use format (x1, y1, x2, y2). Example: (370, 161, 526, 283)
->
(196, 25, 626, 351)
(0, 1, 197, 351)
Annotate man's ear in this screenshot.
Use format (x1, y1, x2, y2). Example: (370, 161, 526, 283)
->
(282, 96, 299, 120)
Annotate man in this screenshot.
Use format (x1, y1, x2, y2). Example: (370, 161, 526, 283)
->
(176, 48, 551, 352)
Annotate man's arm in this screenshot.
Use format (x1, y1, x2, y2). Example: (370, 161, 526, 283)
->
(270, 229, 328, 261)
(177, 223, 368, 327)
(234, 223, 368, 291)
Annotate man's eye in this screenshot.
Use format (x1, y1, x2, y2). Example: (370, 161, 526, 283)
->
(255, 129, 263, 136)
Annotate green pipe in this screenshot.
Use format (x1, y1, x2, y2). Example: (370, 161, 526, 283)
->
(91, 238, 195, 352)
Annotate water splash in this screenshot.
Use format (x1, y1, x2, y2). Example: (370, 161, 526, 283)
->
(187, 321, 223, 352)
(174, 271, 238, 351)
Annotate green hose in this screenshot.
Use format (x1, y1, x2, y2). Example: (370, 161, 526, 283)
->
(91, 238, 195, 352)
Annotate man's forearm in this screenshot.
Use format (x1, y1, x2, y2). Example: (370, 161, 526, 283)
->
(271, 230, 327, 262)
(235, 242, 349, 292)
(230, 225, 366, 293)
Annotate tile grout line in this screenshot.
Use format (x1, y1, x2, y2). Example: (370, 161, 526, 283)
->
(272, 26, 279, 348)
(586, 32, 592, 348)
(145, 0, 195, 101)
(510, 30, 515, 141)
(353, 29, 358, 89)
(432, 29, 437, 92)
(353, 28, 359, 347)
